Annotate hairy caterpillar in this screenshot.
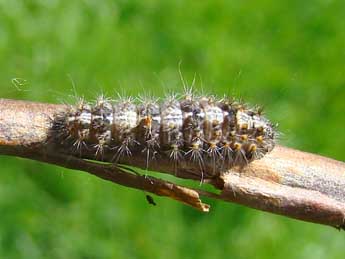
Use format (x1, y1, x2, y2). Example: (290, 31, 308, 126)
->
(50, 90, 277, 177)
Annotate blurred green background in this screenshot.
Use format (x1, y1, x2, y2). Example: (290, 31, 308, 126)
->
(1, 0, 345, 258)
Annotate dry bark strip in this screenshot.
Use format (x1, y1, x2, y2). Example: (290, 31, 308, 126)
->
(1, 98, 345, 229)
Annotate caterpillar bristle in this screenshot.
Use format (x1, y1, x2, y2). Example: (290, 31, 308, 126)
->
(49, 90, 277, 179)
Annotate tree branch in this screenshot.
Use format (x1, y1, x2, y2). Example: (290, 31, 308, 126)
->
(1, 98, 345, 229)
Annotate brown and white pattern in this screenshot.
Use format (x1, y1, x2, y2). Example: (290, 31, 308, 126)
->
(51, 91, 277, 173)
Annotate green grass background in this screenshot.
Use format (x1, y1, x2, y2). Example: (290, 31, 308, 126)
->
(1, 1, 345, 258)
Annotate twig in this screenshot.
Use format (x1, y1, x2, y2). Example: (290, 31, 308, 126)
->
(1, 98, 345, 229)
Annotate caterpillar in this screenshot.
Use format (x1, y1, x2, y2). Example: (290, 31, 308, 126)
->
(50, 90, 277, 177)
